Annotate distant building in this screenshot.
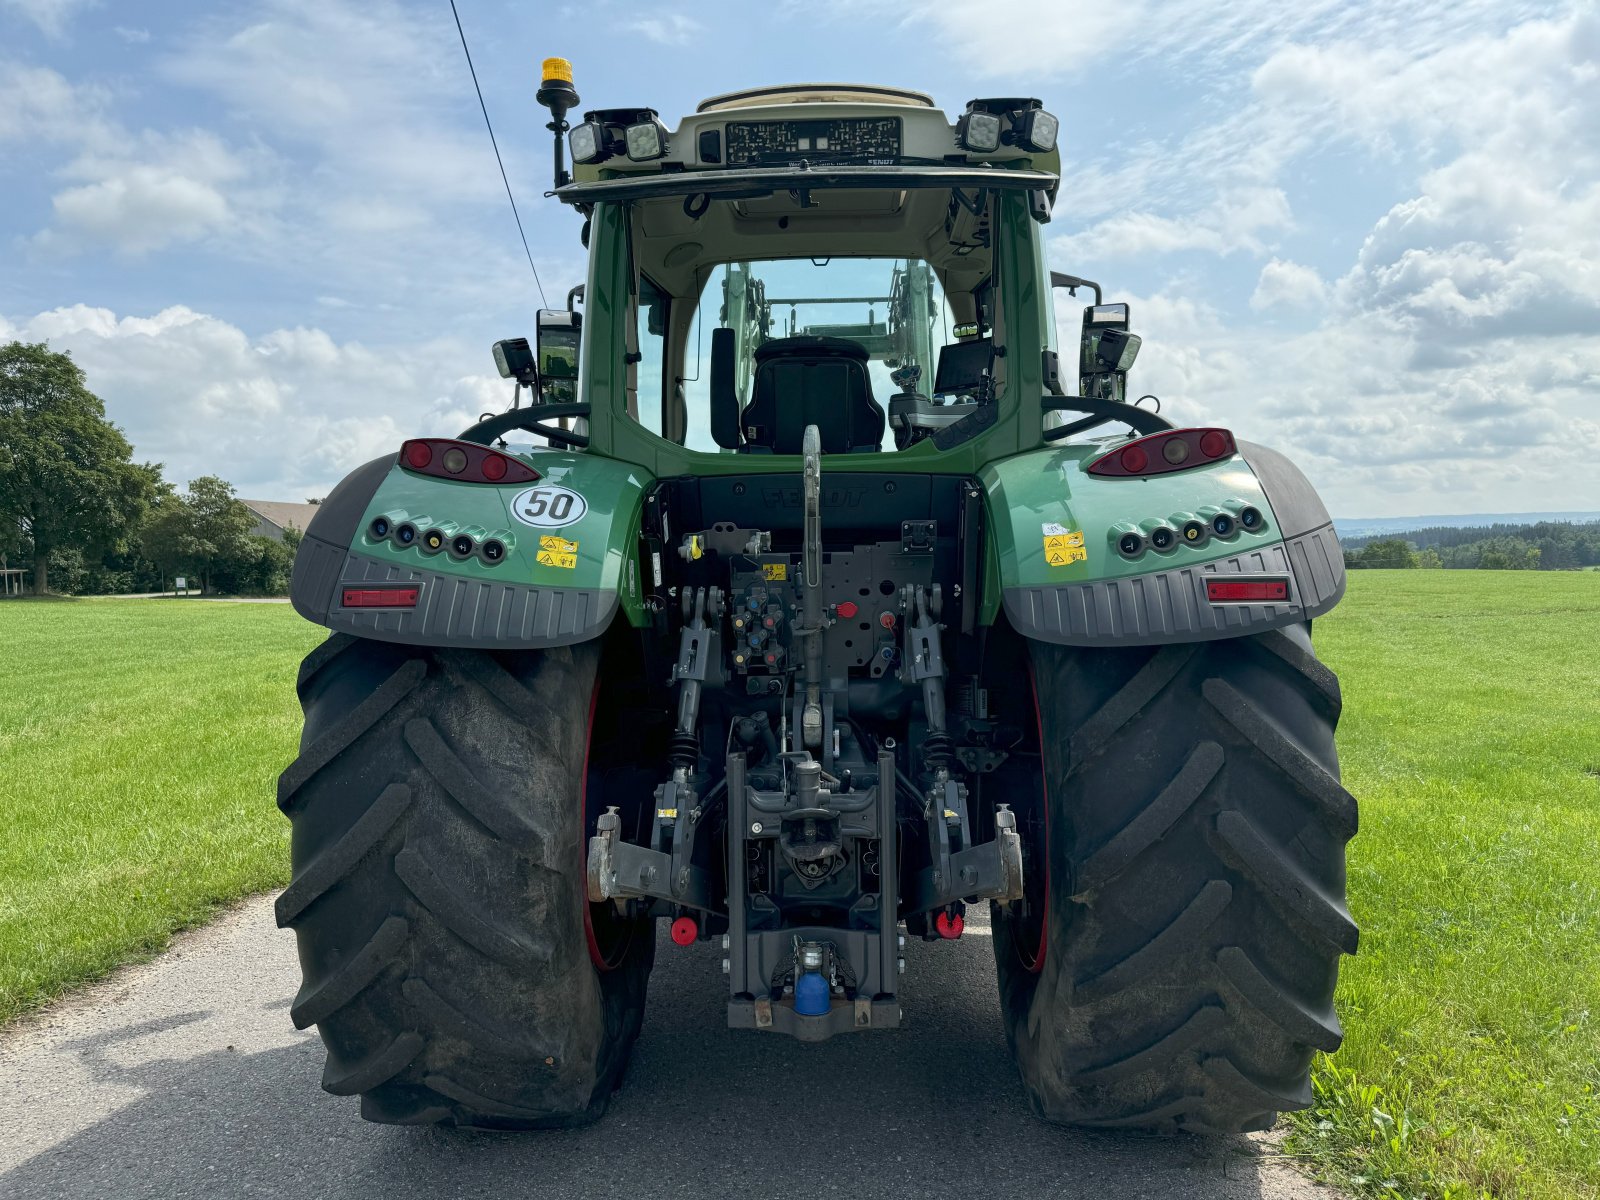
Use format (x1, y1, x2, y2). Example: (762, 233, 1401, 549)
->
(240, 500, 321, 542)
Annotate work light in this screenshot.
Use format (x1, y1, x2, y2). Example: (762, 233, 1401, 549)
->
(569, 120, 606, 164)
(956, 110, 1002, 154)
(625, 117, 668, 161)
(1014, 108, 1059, 153)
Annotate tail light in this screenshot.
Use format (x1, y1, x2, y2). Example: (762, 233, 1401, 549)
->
(398, 439, 539, 485)
(1088, 428, 1237, 478)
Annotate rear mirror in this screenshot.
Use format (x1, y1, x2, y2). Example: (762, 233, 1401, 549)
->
(535, 309, 581, 404)
(1078, 300, 1138, 401)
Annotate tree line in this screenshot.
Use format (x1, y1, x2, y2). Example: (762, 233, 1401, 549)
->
(1344, 519, 1600, 571)
(1, 341, 302, 596)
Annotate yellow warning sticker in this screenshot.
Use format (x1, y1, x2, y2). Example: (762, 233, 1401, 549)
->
(536, 549, 577, 569)
(1043, 531, 1088, 567)
(763, 562, 788, 581)
(657, 808, 678, 820)
(539, 534, 579, 554)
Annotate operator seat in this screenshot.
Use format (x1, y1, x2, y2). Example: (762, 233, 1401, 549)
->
(739, 336, 885, 453)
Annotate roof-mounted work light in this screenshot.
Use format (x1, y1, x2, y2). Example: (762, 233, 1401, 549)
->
(1014, 106, 1059, 153)
(624, 114, 669, 161)
(569, 119, 607, 164)
(962, 97, 1060, 157)
(956, 107, 1002, 153)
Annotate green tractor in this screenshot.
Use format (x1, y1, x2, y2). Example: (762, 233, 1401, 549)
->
(277, 61, 1355, 1133)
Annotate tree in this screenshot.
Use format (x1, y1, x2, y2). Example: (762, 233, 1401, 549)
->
(141, 475, 258, 593)
(0, 341, 161, 594)
(1355, 539, 1417, 569)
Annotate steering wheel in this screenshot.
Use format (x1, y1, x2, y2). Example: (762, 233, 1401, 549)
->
(1041, 395, 1173, 442)
(458, 403, 591, 448)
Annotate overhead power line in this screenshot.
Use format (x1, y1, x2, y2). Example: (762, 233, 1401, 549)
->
(449, 0, 549, 307)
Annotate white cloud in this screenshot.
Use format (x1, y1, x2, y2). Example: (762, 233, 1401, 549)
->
(865, 0, 1533, 81)
(48, 168, 229, 254)
(0, 61, 107, 142)
(626, 13, 702, 46)
(113, 26, 149, 44)
(1055, 187, 1292, 263)
(0, 0, 94, 38)
(8, 304, 503, 499)
(1251, 260, 1326, 311)
(29, 130, 253, 256)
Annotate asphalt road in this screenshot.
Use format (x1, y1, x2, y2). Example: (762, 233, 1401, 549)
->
(0, 898, 1341, 1200)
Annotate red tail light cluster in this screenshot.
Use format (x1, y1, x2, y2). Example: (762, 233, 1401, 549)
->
(399, 439, 539, 485)
(1088, 428, 1237, 478)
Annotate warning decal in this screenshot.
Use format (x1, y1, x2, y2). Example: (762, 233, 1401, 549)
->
(536, 534, 578, 569)
(762, 562, 788, 581)
(1043, 529, 1087, 567)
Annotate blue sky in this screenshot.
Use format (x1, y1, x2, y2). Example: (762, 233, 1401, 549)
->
(1, 0, 1595, 515)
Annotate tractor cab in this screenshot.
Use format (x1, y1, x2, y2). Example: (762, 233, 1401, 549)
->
(494, 72, 1140, 474)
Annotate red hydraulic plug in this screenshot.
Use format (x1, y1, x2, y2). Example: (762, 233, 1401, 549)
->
(670, 916, 698, 946)
(935, 911, 964, 940)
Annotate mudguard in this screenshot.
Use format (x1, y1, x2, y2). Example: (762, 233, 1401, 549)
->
(290, 448, 652, 648)
(982, 438, 1343, 646)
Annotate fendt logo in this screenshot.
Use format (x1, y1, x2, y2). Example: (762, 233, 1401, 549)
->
(760, 485, 869, 509)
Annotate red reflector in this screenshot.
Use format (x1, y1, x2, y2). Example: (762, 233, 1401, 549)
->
(670, 916, 698, 946)
(1200, 429, 1232, 459)
(935, 911, 964, 940)
(1120, 444, 1149, 473)
(403, 440, 432, 469)
(342, 587, 419, 608)
(481, 452, 508, 481)
(1206, 578, 1289, 603)
(836, 600, 859, 619)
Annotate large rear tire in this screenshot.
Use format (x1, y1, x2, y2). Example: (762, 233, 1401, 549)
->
(993, 624, 1357, 1133)
(275, 634, 653, 1129)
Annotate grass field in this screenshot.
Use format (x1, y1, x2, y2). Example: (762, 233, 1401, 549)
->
(0, 599, 321, 1023)
(1291, 572, 1600, 1200)
(1, 575, 1597, 1198)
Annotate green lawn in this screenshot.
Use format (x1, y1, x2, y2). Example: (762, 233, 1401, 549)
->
(1, 577, 1597, 1198)
(0, 599, 322, 1023)
(1292, 571, 1600, 1200)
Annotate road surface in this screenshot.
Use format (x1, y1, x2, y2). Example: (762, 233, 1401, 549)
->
(0, 898, 1341, 1200)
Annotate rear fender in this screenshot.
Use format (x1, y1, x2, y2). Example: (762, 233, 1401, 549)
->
(290, 449, 652, 648)
(980, 438, 1343, 646)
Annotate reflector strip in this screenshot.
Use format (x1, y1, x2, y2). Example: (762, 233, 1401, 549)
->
(1206, 578, 1289, 603)
(342, 587, 420, 608)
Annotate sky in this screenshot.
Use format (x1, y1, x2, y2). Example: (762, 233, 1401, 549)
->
(1, 0, 1596, 516)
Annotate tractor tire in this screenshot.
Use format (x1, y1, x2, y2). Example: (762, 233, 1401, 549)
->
(274, 634, 654, 1129)
(992, 624, 1356, 1134)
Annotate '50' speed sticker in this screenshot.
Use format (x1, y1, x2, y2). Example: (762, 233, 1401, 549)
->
(510, 485, 587, 528)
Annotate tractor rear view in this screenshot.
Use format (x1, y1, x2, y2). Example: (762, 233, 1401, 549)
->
(277, 61, 1355, 1133)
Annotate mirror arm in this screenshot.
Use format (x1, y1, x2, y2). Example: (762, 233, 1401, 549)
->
(1040, 395, 1173, 442)
(1050, 271, 1102, 306)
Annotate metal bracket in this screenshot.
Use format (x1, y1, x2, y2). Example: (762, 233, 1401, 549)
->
(904, 804, 1024, 913)
(587, 805, 715, 909)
